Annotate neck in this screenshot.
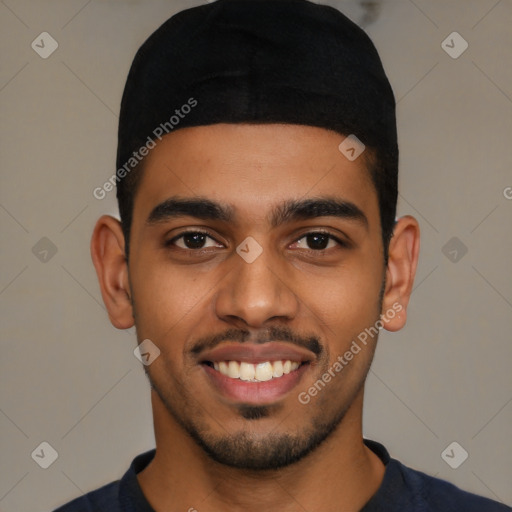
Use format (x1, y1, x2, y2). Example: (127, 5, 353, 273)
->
(138, 389, 385, 512)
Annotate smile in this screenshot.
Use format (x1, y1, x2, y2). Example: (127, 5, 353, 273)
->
(201, 360, 310, 404)
(198, 342, 315, 404)
(207, 360, 302, 382)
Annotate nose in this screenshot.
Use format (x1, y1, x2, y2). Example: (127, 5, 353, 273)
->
(214, 244, 299, 328)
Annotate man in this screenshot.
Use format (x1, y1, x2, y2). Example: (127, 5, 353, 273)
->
(54, 0, 510, 510)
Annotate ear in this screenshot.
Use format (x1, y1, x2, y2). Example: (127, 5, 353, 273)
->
(90, 215, 134, 329)
(381, 215, 420, 332)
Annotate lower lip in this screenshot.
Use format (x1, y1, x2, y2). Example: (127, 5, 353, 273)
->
(202, 363, 310, 404)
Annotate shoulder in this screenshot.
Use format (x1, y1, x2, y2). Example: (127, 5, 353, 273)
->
(362, 440, 510, 512)
(51, 448, 156, 512)
(395, 459, 511, 512)
(52, 480, 120, 512)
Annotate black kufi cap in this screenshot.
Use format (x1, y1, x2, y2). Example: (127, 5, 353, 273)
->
(117, 0, 397, 174)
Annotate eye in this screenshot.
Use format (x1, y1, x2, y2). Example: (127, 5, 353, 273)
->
(292, 232, 344, 251)
(167, 231, 223, 250)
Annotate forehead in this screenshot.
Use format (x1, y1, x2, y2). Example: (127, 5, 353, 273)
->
(132, 123, 378, 227)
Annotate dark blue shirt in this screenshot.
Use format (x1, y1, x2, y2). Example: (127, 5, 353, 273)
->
(53, 439, 510, 511)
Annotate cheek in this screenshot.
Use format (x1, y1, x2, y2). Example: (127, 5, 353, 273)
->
(129, 257, 215, 342)
(295, 270, 383, 380)
(296, 257, 383, 326)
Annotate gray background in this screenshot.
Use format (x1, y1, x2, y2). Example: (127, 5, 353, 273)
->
(1, 0, 511, 510)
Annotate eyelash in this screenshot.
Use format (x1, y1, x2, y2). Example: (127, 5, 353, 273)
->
(165, 230, 347, 252)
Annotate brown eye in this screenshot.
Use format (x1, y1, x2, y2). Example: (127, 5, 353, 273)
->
(167, 231, 223, 250)
(292, 232, 344, 251)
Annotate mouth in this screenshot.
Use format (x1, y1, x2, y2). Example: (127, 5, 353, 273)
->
(198, 343, 314, 404)
(203, 359, 305, 382)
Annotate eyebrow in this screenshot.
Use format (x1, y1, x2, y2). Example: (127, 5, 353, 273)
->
(146, 196, 368, 230)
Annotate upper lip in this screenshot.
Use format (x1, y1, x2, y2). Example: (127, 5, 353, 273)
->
(198, 342, 315, 364)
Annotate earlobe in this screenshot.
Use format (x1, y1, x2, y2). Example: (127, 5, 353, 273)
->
(381, 215, 420, 332)
(90, 215, 135, 330)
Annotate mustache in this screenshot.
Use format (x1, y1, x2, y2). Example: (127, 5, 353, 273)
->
(190, 325, 323, 357)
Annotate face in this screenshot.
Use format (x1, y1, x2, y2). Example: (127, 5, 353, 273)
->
(96, 122, 414, 471)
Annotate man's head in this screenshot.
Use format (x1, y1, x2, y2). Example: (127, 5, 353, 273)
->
(115, 0, 399, 261)
(92, 0, 419, 472)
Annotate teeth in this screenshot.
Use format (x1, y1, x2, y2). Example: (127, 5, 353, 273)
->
(227, 361, 240, 378)
(272, 360, 284, 377)
(255, 362, 273, 381)
(212, 360, 302, 382)
(239, 362, 255, 381)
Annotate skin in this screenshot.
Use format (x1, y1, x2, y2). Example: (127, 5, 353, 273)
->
(91, 123, 420, 512)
